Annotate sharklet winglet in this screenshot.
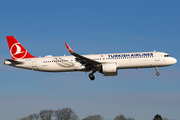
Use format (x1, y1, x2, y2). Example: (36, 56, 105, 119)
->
(65, 43, 73, 53)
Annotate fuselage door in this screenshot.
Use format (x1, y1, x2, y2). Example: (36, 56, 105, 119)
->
(155, 53, 160, 61)
(32, 59, 37, 69)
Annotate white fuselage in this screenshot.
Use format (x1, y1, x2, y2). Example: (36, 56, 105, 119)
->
(5, 51, 177, 72)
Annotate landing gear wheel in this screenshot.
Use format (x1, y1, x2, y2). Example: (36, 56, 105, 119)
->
(155, 67, 160, 76)
(156, 72, 160, 76)
(89, 73, 95, 80)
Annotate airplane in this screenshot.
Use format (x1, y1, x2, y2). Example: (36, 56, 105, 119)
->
(4, 36, 177, 80)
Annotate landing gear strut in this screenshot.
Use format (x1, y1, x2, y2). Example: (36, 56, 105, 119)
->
(89, 71, 95, 80)
(155, 67, 160, 76)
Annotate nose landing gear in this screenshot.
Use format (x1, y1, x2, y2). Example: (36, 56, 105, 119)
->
(155, 67, 160, 76)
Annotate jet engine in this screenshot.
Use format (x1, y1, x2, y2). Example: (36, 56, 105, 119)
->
(100, 63, 117, 76)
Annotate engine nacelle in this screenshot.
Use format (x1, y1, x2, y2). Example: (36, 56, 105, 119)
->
(100, 63, 117, 76)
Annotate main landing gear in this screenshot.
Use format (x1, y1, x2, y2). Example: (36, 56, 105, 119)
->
(155, 67, 160, 76)
(89, 71, 95, 80)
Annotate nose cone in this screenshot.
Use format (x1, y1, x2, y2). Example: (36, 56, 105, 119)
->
(172, 58, 177, 64)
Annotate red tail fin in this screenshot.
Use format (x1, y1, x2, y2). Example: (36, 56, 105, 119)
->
(6, 36, 35, 60)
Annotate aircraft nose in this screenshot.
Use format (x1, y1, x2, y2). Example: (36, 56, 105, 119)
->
(172, 58, 177, 64)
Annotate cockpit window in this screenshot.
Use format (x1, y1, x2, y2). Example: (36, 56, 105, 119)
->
(164, 55, 171, 57)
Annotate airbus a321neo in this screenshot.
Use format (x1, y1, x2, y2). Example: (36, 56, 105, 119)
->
(4, 36, 177, 80)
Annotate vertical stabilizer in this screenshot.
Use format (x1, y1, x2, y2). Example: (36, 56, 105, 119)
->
(6, 36, 35, 60)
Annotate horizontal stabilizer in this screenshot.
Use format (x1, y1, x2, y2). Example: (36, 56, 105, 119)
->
(5, 59, 23, 64)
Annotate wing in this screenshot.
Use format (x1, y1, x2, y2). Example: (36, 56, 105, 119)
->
(65, 43, 101, 71)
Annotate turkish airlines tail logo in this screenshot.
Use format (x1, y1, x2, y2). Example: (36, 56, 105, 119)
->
(6, 36, 35, 60)
(13, 44, 25, 55)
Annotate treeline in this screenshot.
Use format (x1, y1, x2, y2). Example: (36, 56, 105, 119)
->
(19, 108, 134, 120)
(19, 108, 174, 120)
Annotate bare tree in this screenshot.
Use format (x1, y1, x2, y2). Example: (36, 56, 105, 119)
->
(82, 115, 103, 120)
(114, 114, 127, 120)
(32, 113, 40, 120)
(29, 115, 34, 120)
(54, 108, 79, 120)
(39, 110, 54, 120)
(19, 113, 39, 120)
(29, 113, 40, 120)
